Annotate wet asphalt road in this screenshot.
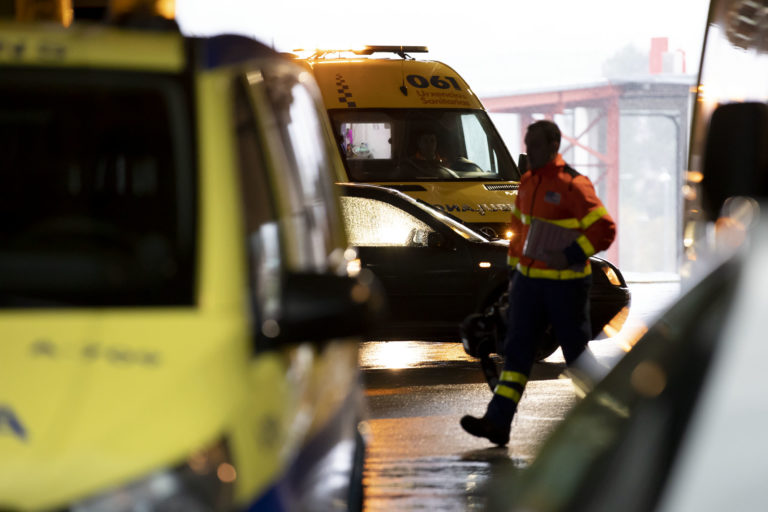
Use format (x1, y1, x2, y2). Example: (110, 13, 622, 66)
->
(358, 279, 681, 511)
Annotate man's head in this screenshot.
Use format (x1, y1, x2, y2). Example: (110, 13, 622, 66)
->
(416, 131, 439, 160)
(524, 120, 561, 170)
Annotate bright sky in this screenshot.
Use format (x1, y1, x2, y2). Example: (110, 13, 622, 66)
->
(175, 0, 711, 97)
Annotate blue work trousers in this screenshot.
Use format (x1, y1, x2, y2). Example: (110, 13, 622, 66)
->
(484, 271, 593, 426)
(503, 271, 593, 372)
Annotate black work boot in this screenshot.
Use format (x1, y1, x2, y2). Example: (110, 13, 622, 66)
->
(460, 415, 510, 446)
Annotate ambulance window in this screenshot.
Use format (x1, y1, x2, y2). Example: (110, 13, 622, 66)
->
(234, 79, 275, 233)
(233, 79, 283, 334)
(340, 196, 433, 247)
(329, 109, 519, 182)
(461, 114, 493, 171)
(0, 71, 196, 307)
(260, 67, 345, 272)
(339, 121, 392, 159)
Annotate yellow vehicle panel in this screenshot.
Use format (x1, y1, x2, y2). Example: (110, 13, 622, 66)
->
(0, 311, 248, 510)
(0, 23, 370, 511)
(195, 70, 363, 506)
(301, 48, 521, 238)
(0, 21, 184, 71)
(307, 59, 483, 110)
(380, 181, 517, 224)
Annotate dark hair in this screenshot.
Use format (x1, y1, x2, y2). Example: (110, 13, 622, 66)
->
(527, 120, 561, 146)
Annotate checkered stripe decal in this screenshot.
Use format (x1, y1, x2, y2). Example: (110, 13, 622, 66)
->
(335, 74, 356, 107)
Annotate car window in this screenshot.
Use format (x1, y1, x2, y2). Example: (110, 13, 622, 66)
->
(258, 65, 346, 271)
(233, 77, 284, 337)
(340, 196, 434, 247)
(0, 70, 196, 307)
(330, 109, 520, 182)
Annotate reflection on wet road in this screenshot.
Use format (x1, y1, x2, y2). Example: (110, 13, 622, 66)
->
(359, 280, 680, 511)
(360, 341, 578, 511)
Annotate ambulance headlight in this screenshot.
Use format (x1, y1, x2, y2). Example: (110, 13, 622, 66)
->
(72, 441, 235, 512)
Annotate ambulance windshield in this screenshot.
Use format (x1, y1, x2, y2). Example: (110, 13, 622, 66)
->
(330, 109, 520, 182)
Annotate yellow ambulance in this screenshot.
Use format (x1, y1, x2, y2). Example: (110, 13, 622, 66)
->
(0, 7, 379, 512)
(297, 46, 522, 240)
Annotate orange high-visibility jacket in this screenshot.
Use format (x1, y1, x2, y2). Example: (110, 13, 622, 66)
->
(508, 154, 616, 280)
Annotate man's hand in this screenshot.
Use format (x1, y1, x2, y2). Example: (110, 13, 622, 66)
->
(542, 249, 569, 270)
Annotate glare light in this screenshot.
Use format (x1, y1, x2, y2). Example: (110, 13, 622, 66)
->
(615, 323, 648, 352)
(505, 230, 514, 239)
(350, 283, 371, 304)
(362, 342, 420, 370)
(217, 463, 237, 483)
(246, 71, 264, 85)
(686, 170, 704, 183)
(73, 440, 234, 511)
(601, 306, 629, 338)
(602, 266, 622, 286)
(630, 360, 667, 397)
(261, 319, 280, 338)
(682, 184, 697, 201)
(478, 261, 491, 269)
(346, 257, 362, 277)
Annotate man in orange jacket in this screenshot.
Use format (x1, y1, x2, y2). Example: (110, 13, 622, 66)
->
(461, 119, 616, 446)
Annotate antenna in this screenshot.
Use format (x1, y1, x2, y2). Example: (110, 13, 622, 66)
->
(400, 58, 408, 96)
(303, 45, 429, 61)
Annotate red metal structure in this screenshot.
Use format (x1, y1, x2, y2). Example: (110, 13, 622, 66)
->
(482, 77, 693, 268)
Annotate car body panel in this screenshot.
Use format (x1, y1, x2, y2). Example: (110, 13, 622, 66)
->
(0, 22, 185, 71)
(0, 311, 248, 510)
(658, 215, 768, 511)
(381, 181, 518, 230)
(0, 20, 368, 511)
(355, 244, 476, 322)
(306, 59, 483, 111)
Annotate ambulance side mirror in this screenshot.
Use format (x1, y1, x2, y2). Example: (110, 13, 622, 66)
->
(256, 270, 387, 350)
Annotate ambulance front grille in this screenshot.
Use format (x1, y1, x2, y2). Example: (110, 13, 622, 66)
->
(484, 184, 519, 191)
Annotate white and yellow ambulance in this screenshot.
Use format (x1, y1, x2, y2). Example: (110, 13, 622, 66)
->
(0, 4, 379, 511)
(297, 46, 522, 240)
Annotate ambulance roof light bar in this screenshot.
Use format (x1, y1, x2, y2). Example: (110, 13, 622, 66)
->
(303, 45, 429, 60)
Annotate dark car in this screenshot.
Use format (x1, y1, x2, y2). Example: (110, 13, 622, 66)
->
(338, 183, 631, 358)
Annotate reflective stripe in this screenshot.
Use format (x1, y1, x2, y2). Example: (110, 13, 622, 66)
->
(494, 384, 522, 402)
(580, 206, 608, 230)
(508, 255, 519, 267)
(499, 371, 528, 386)
(576, 234, 595, 257)
(516, 262, 592, 279)
(510, 205, 522, 220)
(520, 207, 608, 232)
(520, 214, 580, 229)
(539, 216, 580, 229)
